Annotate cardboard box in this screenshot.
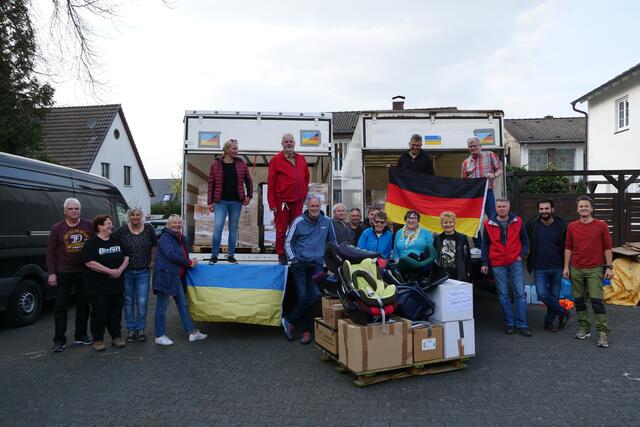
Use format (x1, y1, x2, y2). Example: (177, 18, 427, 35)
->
(314, 318, 338, 356)
(427, 279, 474, 322)
(412, 323, 444, 363)
(435, 319, 476, 359)
(338, 317, 413, 374)
(321, 297, 346, 328)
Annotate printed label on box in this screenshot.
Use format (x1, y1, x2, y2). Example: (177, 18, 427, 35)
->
(421, 338, 437, 351)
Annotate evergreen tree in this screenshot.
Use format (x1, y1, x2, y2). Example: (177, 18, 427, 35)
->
(0, 0, 55, 159)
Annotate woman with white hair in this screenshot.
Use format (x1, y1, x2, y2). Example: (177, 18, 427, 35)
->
(153, 214, 207, 346)
(331, 202, 354, 244)
(114, 207, 158, 342)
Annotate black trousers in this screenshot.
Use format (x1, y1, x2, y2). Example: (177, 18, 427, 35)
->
(90, 293, 124, 342)
(53, 272, 91, 345)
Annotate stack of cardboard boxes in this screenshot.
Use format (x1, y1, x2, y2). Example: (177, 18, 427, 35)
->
(314, 278, 476, 375)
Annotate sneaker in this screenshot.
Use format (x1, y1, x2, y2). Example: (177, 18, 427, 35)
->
(504, 327, 515, 335)
(227, 256, 238, 264)
(208, 257, 218, 265)
(558, 311, 570, 330)
(136, 331, 147, 342)
(92, 341, 106, 351)
(597, 332, 609, 348)
(188, 330, 207, 342)
(281, 318, 294, 341)
(126, 330, 138, 342)
(574, 328, 592, 339)
(74, 336, 93, 345)
(278, 254, 288, 265)
(544, 323, 559, 333)
(155, 335, 174, 346)
(300, 331, 312, 345)
(112, 337, 126, 348)
(50, 343, 65, 352)
(516, 328, 532, 337)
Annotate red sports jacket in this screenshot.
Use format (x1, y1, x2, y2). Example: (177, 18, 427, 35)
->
(267, 151, 310, 209)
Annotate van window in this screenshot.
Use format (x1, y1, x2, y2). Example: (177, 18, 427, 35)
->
(115, 200, 128, 227)
(77, 193, 113, 223)
(0, 183, 72, 235)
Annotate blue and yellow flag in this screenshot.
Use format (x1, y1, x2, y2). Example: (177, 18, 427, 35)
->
(185, 264, 287, 327)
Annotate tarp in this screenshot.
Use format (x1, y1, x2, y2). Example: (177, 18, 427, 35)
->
(604, 258, 640, 306)
(384, 167, 488, 237)
(185, 264, 288, 326)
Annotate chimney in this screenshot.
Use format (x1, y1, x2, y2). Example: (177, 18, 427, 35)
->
(392, 95, 405, 111)
(544, 115, 554, 119)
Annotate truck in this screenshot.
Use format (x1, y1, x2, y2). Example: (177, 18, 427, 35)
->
(182, 110, 333, 258)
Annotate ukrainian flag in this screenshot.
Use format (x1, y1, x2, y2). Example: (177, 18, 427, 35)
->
(185, 264, 287, 326)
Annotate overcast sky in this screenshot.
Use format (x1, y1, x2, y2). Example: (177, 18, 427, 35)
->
(32, 0, 640, 178)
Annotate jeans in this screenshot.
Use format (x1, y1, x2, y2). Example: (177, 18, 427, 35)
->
(492, 261, 528, 329)
(53, 272, 91, 345)
(286, 262, 323, 333)
(211, 200, 243, 257)
(534, 268, 566, 326)
(123, 269, 150, 332)
(90, 293, 124, 342)
(154, 277, 195, 338)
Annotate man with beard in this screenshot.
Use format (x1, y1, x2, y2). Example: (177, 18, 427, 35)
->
(526, 199, 569, 333)
(348, 208, 367, 245)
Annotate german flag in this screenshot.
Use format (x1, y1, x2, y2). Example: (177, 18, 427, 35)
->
(385, 167, 488, 237)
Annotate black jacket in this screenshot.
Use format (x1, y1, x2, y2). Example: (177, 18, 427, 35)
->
(433, 231, 471, 281)
(396, 151, 435, 175)
(525, 215, 567, 273)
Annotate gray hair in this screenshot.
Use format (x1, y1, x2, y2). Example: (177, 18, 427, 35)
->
(281, 132, 295, 143)
(127, 207, 144, 220)
(167, 214, 182, 225)
(63, 197, 81, 209)
(307, 194, 322, 205)
(467, 137, 480, 146)
(332, 203, 346, 213)
(495, 197, 510, 205)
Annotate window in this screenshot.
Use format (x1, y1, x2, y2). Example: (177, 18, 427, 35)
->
(124, 166, 131, 186)
(528, 149, 548, 171)
(101, 162, 110, 179)
(113, 129, 120, 139)
(554, 149, 575, 170)
(528, 148, 575, 171)
(162, 193, 173, 202)
(616, 95, 629, 131)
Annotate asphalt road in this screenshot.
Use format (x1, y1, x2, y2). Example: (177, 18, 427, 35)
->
(1, 285, 639, 426)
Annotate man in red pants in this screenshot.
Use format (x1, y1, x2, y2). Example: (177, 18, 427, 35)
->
(268, 133, 310, 264)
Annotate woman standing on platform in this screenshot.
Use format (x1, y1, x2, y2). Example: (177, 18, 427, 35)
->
(114, 207, 157, 342)
(153, 214, 207, 346)
(206, 139, 254, 264)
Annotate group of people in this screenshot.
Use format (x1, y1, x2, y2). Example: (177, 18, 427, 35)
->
(47, 199, 206, 352)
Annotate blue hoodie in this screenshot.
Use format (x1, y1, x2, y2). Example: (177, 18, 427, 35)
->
(285, 210, 337, 265)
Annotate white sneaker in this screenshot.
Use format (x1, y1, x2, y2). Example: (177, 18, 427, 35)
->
(189, 330, 207, 342)
(155, 335, 174, 346)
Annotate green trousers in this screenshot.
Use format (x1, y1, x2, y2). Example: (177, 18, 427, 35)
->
(570, 267, 608, 333)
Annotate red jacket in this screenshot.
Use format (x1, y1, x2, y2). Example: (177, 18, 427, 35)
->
(481, 213, 529, 267)
(267, 151, 309, 209)
(207, 157, 253, 205)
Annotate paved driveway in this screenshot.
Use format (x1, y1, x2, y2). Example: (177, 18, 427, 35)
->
(1, 287, 639, 426)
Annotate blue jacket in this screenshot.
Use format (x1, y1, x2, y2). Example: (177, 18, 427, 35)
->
(393, 226, 434, 261)
(153, 228, 191, 296)
(285, 210, 337, 265)
(357, 227, 393, 259)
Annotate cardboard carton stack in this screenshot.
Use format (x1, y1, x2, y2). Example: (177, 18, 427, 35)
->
(426, 279, 476, 359)
(314, 297, 345, 357)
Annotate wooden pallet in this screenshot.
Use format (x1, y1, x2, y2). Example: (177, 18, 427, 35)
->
(317, 346, 468, 387)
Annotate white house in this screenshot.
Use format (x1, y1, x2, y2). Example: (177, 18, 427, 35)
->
(504, 116, 585, 173)
(572, 62, 640, 192)
(40, 104, 154, 213)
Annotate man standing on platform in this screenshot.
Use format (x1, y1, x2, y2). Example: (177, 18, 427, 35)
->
(461, 136, 503, 219)
(47, 198, 93, 352)
(481, 198, 531, 337)
(563, 195, 613, 348)
(396, 133, 435, 175)
(526, 199, 569, 332)
(268, 133, 310, 265)
(282, 195, 336, 345)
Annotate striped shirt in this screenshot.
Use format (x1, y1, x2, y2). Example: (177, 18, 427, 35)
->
(461, 151, 502, 189)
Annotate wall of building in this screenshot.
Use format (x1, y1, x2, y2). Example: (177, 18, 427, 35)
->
(89, 113, 151, 213)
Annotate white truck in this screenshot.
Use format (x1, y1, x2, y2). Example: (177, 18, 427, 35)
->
(182, 110, 333, 258)
(332, 108, 506, 212)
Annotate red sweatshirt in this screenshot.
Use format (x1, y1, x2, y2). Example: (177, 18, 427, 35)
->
(566, 219, 612, 268)
(46, 219, 94, 273)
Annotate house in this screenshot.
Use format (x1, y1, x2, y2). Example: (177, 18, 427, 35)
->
(150, 178, 178, 205)
(39, 104, 154, 213)
(504, 116, 585, 172)
(572, 62, 640, 192)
